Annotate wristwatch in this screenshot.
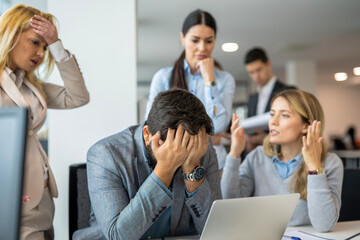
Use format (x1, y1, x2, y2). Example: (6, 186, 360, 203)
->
(205, 80, 216, 87)
(182, 166, 205, 181)
(308, 167, 325, 175)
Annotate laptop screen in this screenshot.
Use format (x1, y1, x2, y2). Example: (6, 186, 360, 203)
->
(0, 107, 28, 240)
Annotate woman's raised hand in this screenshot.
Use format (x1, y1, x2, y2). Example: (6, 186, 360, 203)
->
(229, 113, 245, 158)
(196, 58, 215, 83)
(31, 15, 58, 45)
(302, 120, 324, 171)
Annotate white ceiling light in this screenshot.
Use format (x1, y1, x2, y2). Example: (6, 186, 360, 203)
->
(221, 43, 238, 52)
(334, 72, 348, 81)
(353, 67, 360, 76)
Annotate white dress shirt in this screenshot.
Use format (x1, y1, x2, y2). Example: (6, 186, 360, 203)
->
(256, 76, 276, 115)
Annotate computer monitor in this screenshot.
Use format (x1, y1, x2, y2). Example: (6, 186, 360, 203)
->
(0, 107, 28, 240)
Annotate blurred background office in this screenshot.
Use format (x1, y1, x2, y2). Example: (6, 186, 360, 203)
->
(1, 0, 360, 239)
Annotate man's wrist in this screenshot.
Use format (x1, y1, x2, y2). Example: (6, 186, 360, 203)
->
(182, 161, 200, 173)
(182, 166, 205, 182)
(153, 165, 176, 187)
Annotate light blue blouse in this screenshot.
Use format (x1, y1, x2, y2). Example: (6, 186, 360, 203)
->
(272, 154, 302, 180)
(145, 60, 235, 134)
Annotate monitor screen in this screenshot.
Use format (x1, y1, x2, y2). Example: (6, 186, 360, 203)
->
(0, 107, 28, 240)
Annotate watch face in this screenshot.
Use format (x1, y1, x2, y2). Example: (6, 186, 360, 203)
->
(194, 167, 205, 181)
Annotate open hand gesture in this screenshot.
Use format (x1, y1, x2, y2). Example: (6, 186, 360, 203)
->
(302, 120, 324, 171)
(31, 15, 58, 45)
(229, 113, 245, 158)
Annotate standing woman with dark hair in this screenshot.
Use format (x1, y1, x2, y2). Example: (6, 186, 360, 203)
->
(145, 9, 235, 169)
(0, 4, 89, 240)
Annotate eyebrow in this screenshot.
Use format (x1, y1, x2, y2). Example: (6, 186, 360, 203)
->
(33, 34, 46, 44)
(270, 109, 292, 114)
(34, 35, 48, 48)
(190, 35, 214, 39)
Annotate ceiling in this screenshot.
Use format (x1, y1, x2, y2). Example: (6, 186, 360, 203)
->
(137, 0, 360, 87)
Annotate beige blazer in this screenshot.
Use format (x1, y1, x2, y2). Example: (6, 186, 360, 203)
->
(0, 56, 90, 212)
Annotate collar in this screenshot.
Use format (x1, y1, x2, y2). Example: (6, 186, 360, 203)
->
(272, 153, 302, 164)
(183, 59, 200, 77)
(5, 67, 25, 88)
(257, 76, 276, 93)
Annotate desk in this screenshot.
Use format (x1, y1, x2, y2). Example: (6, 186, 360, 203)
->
(332, 150, 360, 168)
(285, 221, 360, 239)
(160, 221, 360, 239)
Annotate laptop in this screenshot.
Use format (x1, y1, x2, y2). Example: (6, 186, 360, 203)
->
(0, 107, 28, 240)
(164, 193, 300, 240)
(200, 193, 300, 240)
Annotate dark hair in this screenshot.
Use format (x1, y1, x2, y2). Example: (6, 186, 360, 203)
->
(170, 9, 217, 90)
(147, 89, 214, 141)
(244, 47, 269, 65)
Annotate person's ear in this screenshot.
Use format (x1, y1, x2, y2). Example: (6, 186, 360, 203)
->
(143, 125, 152, 145)
(301, 122, 309, 134)
(180, 32, 185, 46)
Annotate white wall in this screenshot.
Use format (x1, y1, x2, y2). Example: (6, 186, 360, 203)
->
(11, 0, 46, 11)
(317, 83, 360, 146)
(47, 1, 137, 239)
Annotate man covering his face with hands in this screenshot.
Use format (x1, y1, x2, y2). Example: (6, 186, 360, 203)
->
(74, 89, 221, 240)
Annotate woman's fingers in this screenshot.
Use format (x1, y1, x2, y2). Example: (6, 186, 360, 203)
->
(30, 15, 58, 45)
(315, 121, 321, 140)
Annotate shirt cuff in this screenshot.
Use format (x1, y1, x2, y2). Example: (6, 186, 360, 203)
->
(185, 188, 199, 198)
(225, 154, 242, 168)
(48, 40, 71, 62)
(150, 172, 172, 198)
(204, 86, 225, 117)
(307, 173, 328, 190)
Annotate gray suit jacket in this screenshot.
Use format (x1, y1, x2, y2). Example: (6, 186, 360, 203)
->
(74, 124, 221, 240)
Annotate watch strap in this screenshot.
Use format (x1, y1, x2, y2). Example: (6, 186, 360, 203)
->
(182, 166, 204, 181)
(308, 167, 325, 175)
(204, 80, 216, 87)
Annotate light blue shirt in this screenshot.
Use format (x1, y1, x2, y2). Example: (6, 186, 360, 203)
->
(272, 154, 302, 180)
(145, 60, 235, 134)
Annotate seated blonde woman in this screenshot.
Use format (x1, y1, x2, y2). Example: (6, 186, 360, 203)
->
(221, 89, 343, 232)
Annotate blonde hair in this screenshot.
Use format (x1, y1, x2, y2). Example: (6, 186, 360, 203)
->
(0, 4, 57, 97)
(263, 89, 327, 199)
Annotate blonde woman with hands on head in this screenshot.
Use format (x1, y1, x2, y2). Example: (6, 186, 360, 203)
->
(0, 4, 89, 240)
(221, 89, 343, 232)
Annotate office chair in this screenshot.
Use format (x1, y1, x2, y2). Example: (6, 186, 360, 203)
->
(338, 169, 360, 221)
(69, 163, 91, 239)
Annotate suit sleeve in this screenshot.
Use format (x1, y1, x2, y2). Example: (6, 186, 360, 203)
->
(43, 54, 90, 109)
(87, 143, 174, 240)
(184, 142, 222, 233)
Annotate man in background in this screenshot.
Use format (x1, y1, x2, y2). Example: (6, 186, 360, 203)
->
(244, 47, 296, 151)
